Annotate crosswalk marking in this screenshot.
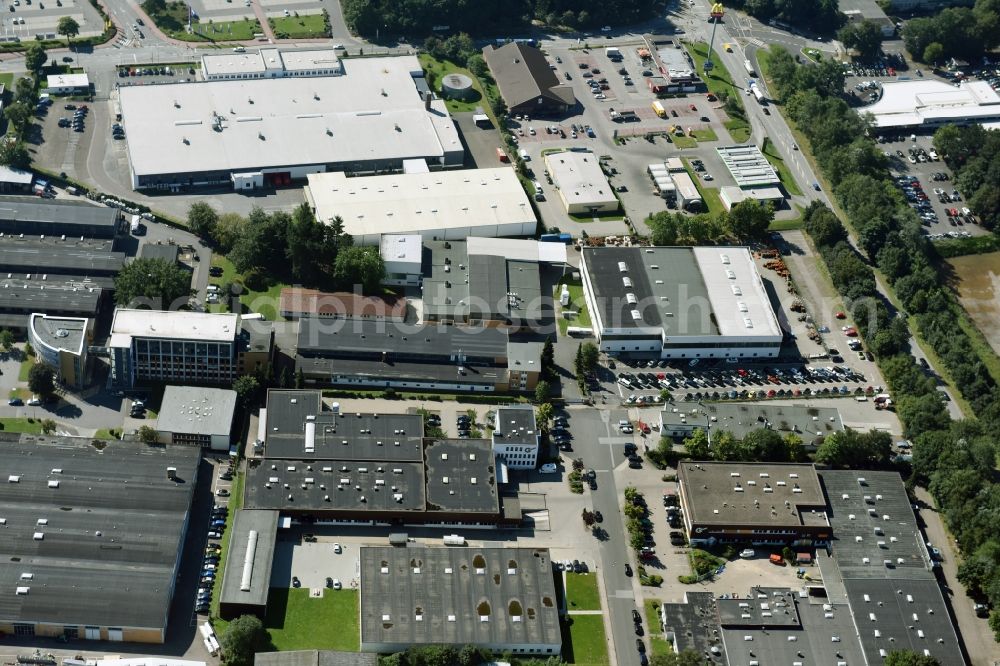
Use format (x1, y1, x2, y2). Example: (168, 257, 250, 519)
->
(749, 38, 765, 47)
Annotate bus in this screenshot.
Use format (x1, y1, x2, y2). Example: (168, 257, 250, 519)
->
(566, 326, 593, 337)
(744, 59, 755, 76)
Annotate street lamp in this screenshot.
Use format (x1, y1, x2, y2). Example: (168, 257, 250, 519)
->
(704, 2, 725, 73)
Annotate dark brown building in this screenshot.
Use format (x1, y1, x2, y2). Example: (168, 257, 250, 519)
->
(482, 42, 575, 116)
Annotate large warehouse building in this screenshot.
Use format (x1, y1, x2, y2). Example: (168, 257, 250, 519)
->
(580, 246, 783, 359)
(360, 546, 561, 655)
(863, 79, 1000, 131)
(0, 435, 199, 643)
(304, 168, 537, 245)
(119, 56, 463, 191)
(543, 150, 618, 215)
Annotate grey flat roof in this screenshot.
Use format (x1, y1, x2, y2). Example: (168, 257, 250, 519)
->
(659, 591, 726, 660)
(424, 439, 498, 514)
(717, 587, 800, 627)
(139, 243, 180, 263)
(678, 462, 827, 527)
(0, 237, 125, 274)
(662, 403, 844, 444)
(263, 390, 423, 461)
(0, 278, 102, 315)
(297, 318, 511, 359)
(716, 145, 781, 188)
(220, 509, 279, 609)
(28, 314, 87, 356)
(244, 458, 425, 512)
(256, 652, 376, 666)
(360, 546, 561, 650)
(493, 406, 537, 446)
(583, 246, 713, 334)
(821, 470, 930, 574)
(297, 355, 502, 386)
(157, 385, 237, 437)
(0, 435, 199, 630)
(0, 196, 119, 229)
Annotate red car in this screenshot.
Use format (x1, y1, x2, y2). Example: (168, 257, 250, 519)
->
(844, 327, 858, 337)
(835, 311, 846, 319)
(689, 104, 697, 111)
(949, 208, 959, 217)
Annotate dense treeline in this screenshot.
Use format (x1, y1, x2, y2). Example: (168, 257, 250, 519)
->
(723, 0, 842, 35)
(765, 44, 1000, 636)
(933, 124, 1000, 231)
(901, 0, 999, 64)
(645, 199, 774, 244)
(341, 0, 656, 37)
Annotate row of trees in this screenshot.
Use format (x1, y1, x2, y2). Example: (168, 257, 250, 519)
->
(932, 124, 1000, 232)
(901, 0, 999, 64)
(341, 0, 657, 38)
(645, 198, 775, 246)
(764, 43, 1000, 637)
(188, 203, 385, 294)
(724, 0, 842, 35)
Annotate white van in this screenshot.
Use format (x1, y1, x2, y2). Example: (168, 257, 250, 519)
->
(233, 46, 246, 53)
(518, 148, 530, 161)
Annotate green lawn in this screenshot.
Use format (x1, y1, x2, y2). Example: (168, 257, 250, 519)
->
(562, 615, 609, 665)
(565, 573, 601, 611)
(769, 206, 806, 231)
(264, 588, 360, 651)
(187, 19, 261, 41)
(761, 137, 803, 196)
(94, 428, 122, 440)
(690, 127, 718, 142)
(672, 134, 697, 149)
(0, 72, 14, 90)
(269, 13, 329, 38)
(683, 160, 725, 216)
(209, 254, 288, 320)
(418, 54, 488, 114)
(0, 418, 43, 434)
(685, 42, 743, 103)
(645, 599, 672, 656)
(18, 354, 35, 382)
(724, 118, 751, 143)
(555, 279, 592, 335)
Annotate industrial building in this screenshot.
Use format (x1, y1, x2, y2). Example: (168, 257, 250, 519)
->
(119, 56, 463, 191)
(660, 403, 844, 446)
(580, 246, 783, 359)
(644, 36, 701, 91)
(0, 434, 199, 643)
(481, 42, 574, 116)
(218, 509, 280, 619)
(109, 309, 273, 389)
(543, 150, 619, 214)
(677, 461, 831, 547)
(256, 652, 376, 666)
(27, 313, 92, 388)
(279, 288, 408, 323)
(887, 0, 972, 7)
(421, 237, 564, 330)
(0, 167, 35, 194)
(380, 234, 424, 286)
(716, 145, 780, 189)
(243, 390, 509, 525)
(359, 546, 561, 655)
(491, 405, 540, 470)
(304, 168, 537, 245)
(201, 47, 343, 81)
(44, 73, 90, 95)
(155, 385, 237, 450)
(295, 318, 542, 393)
(863, 79, 1000, 131)
(0, 197, 120, 238)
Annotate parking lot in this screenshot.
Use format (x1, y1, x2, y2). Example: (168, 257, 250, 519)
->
(0, 0, 103, 40)
(116, 63, 200, 86)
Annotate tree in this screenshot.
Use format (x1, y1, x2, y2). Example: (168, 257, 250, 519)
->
(332, 246, 384, 293)
(815, 429, 892, 468)
(57, 16, 80, 45)
(580, 342, 599, 374)
(40, 419, 56, 435)
(137, 425, 159, 444)
(541, 337, 555, 379)
(114, 257, 192, 308)
(884, 651, 941, 666)
(534, 380, 552, 404)
(28, 363, 55, 397)
(581, 508, 596, 527)
(220, 615, 270, 666)
(230, 207, 289, 275)
(234, 375, 261, 408)
(991, 609, 1000, 642)
(725, 199, 773, 240)
(213, 212, 247, 252)
(837, 20, 884, 60)
(467, 53, 488, 78)
(682, 428, 711, 459)
(922, 41, 945, 65)
(0, 329, 14, 351)
(536, 402, 554, 429)
(646, 211, 680, 245)
(4, 102, 32, 135)
(0, 141, 30, 169)
(187, 202, 219, 239)
(23, 44, 45, 74)
(649, 649, 705, 666)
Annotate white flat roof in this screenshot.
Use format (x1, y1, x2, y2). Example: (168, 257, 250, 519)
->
(717, 145, 781, 188)
(280, 48, 341, 71)
(380, 233, 423, 266)
(202, 52, 266, 76)
(545, 150, 617, 208)
(120, 56, 461, 178)
(466, 236, 567, 264)
(670, 171, 700, 201)
(864, 79, 1000, 128)
(111, 309, 239, 343)
(48, 73, 88, 88)
(692, 246, 782, 339)
(306, 168, 536, 237)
